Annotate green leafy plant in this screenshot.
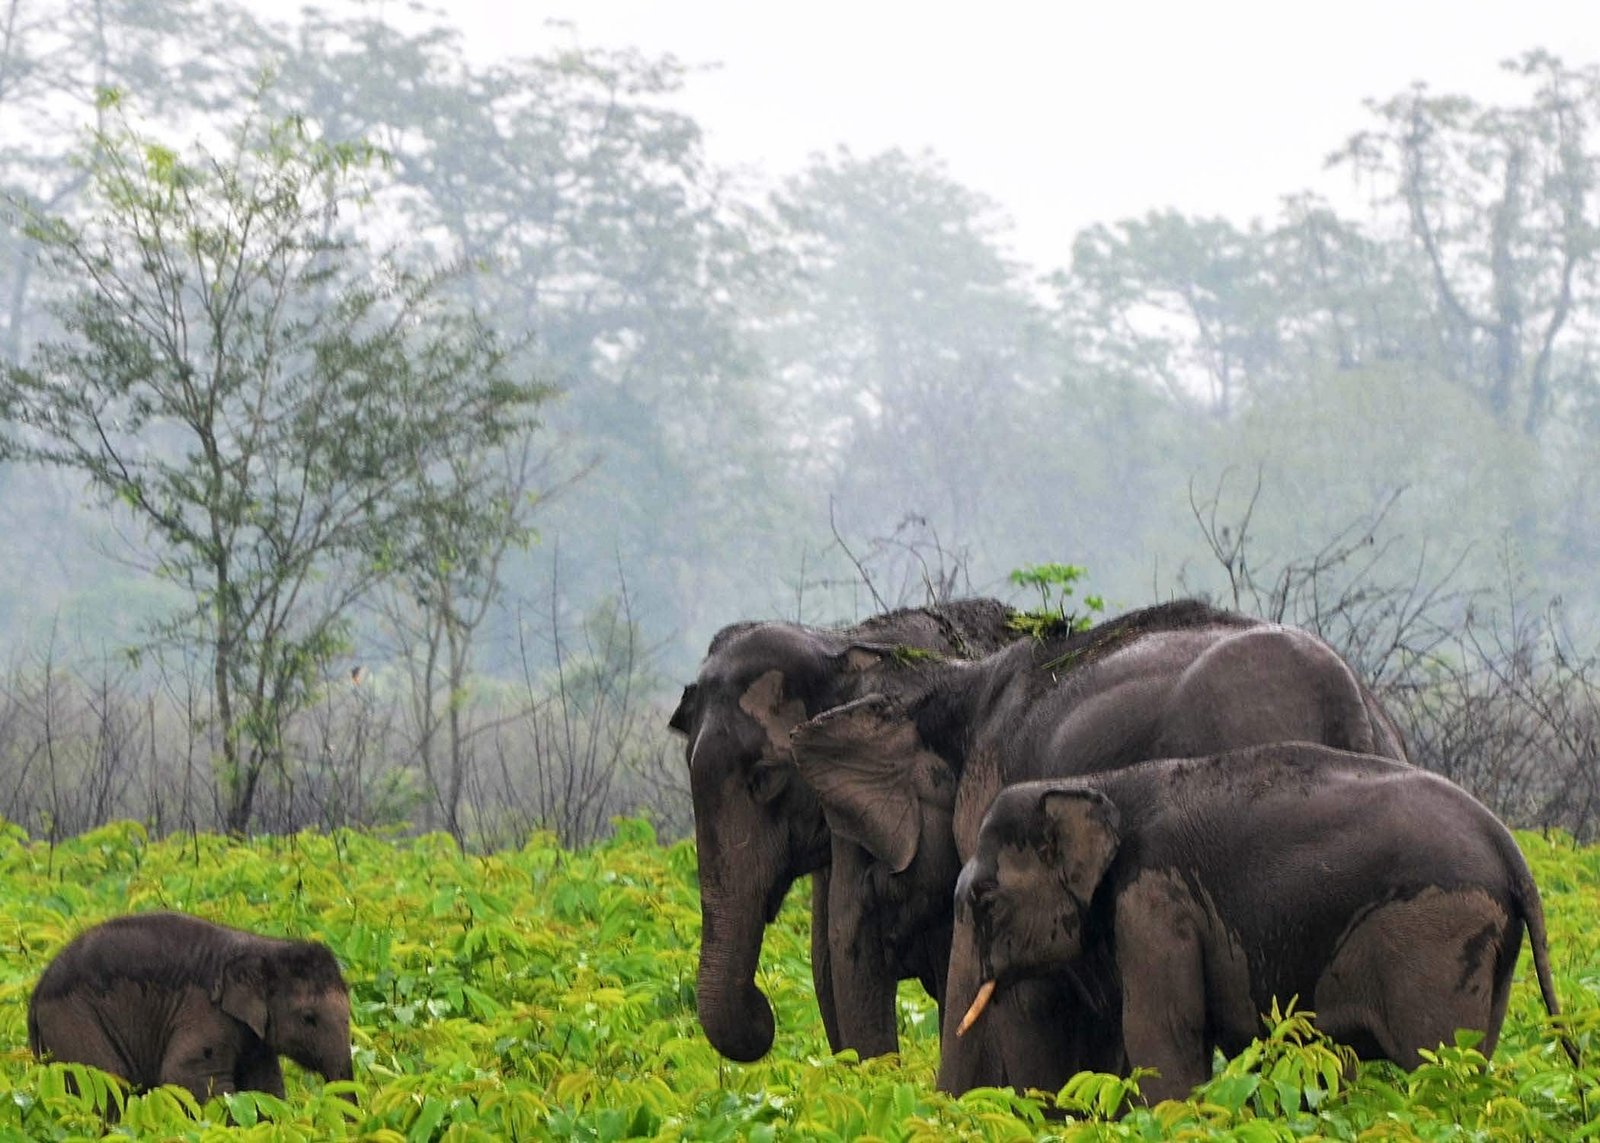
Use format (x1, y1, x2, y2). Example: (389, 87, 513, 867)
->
(1007, 563, 1106, 638)
(0, 821, 1596, 1139)
(0, 96, 550, 837)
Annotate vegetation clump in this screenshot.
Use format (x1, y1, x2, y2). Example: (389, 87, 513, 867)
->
(1005, 563, 1107, 642)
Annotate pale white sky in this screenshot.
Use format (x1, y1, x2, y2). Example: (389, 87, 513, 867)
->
(438, 1, 1598, 273)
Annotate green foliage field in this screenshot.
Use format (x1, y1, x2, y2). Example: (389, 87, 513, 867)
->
(0, 820, 1596, 1141)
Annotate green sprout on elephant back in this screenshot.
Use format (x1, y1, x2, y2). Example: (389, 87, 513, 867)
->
(1006, 563, 1105, 640)
(890, 646, 947, 667)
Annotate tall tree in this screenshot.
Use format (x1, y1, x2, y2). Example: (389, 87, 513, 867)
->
(767, 147, 1047, 554)
(1333, 51, 1600, 438)
(380, 429, 553, 845)
(0, 0, 293, 651)
(0, 98, 550, 833)
(273, 15, 792, 652)
(0, 0, 279, 360)
(1265, 193, 1437, 377)
(1060, 210, 1287, 419)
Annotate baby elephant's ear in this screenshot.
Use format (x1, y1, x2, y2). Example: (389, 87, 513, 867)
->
(214, 954, 271, 1041)
(1039, 787, 1121, 906)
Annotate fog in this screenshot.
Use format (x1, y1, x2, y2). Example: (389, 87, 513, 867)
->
(446, 0, 1600, 272)
(1, 0, 1598, 840)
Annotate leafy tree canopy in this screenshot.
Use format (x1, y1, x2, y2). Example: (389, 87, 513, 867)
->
(0, 91, 551, 832)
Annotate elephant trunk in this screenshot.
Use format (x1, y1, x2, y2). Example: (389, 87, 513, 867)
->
(324, 1051, 354, 1084)
(687, 709, 830, 1063)
(937, 921, 990, 1094)
(695, 882, 776, 1062)
(328, 1055, 357, 1103)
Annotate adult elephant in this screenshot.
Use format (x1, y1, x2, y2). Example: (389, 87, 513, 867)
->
(29, 912, 353, 1101)
(669, 598, 1018, 1062)
(787, 599, 1407, 1086)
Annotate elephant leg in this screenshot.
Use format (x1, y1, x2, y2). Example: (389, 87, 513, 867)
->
(235, 1042, 286, 1098)
(914, 916, 953, 1014)
(1115, 883, 1210, 1103)
(1316, 887, 1508, 1066)
(159, 1055, 237, 1103)
(826, 841, 900, 1057)
(159, 1004, 243, 1103)
(31, 998, 139, 1089)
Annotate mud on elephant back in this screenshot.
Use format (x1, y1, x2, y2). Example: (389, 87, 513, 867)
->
(951, 744, 1578, 1104)
(667, 598, 1020, 1062)
(28, 911, 354, 1103)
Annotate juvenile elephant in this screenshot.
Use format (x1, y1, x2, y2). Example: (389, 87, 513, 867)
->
(668, 598, 1018, 1062)
(953, 744, 1573, 1104)
(788, 600, 1407, 1081)
(29, 912, 354, 1101)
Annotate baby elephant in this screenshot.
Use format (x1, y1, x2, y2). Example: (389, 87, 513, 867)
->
(29, 912, 353, 1102)
(951, 743, 1572, 1104)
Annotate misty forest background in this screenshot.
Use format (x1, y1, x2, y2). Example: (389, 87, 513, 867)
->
(1, 0, 1599, 848)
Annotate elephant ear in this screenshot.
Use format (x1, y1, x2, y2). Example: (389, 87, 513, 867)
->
(791, 695, 927, 873)
(737, 669, 810, 750)
(668, 683, 697, 735)
(214, 953, 272, 1041)
(837, 642, 895, 673)
(734, 669, 814, 803)
(1039, 787, 1122, 907)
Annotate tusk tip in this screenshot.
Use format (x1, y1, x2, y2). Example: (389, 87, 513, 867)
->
(955, 979, 997, 1037)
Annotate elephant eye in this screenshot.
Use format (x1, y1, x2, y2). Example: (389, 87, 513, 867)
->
(968, 880, 1004, 926)
(302, 1013, 318, 1027)
(748, 759, 790, 804)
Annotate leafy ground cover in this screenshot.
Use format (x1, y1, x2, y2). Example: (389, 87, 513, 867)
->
(0, 818, 1596, 1140)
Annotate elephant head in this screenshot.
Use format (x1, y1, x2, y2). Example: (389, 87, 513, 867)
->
(216, 941, 353, 1084)
(953, 782, 1121, 1035)
(670, 623, 891, 1061)
(672, 600, 1018, 1062)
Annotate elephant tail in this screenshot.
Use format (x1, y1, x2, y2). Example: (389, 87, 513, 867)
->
(1515, 862, 1580, 1068)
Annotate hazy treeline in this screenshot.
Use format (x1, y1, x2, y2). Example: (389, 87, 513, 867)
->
(1, 2, 1598, 842)
(0, 597, 688, 847)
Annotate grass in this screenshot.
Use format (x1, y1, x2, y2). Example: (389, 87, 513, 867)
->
(0, 818, 1595, 1139)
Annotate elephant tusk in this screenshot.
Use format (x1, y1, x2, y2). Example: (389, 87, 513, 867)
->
(956, 980, 996, 1037)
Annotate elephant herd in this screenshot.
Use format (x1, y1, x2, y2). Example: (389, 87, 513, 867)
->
(20, 596, 1574, 1112)
(671, 597, 1576, 1102)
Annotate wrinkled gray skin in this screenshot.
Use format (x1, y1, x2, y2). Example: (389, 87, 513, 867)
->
(954, 745, 1571, 1104)
(29, 912, 354, 1101)
(668, 599, 1019, 1063)
(789, 600, 1408, 1077)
